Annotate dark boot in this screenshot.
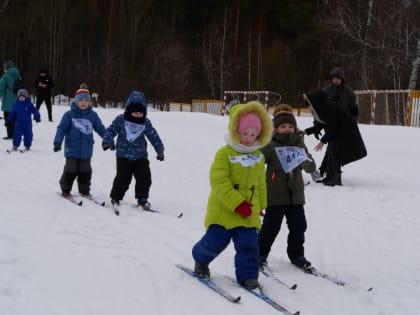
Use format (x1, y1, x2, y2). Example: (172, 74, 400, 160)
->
(324, 172, 342, 186)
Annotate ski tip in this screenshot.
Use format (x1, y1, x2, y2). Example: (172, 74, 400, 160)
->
(290, 284, 298, 290)
(367, 287, 373, 292)
(78, 200, 83, 206)
(233, 296, 241, 303)
(114, 210, 120, 216)
(101, 201, 106, 207)
(293, 311, 300, 315)
(177, 212, 184, 218)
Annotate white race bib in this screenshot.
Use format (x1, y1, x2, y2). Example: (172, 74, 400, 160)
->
(125, 121, 145, 142)
(229, 153, 263, 168)
(274, 146, 308, 173)
(72, 118, 93, 135)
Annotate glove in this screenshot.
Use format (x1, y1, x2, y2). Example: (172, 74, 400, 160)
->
(156, 152, 164, 161)
(102, 143, 115, 151)
(235, 201, 253, 218)
(311, 170, 322, 182)
(259, 209, 265, 217)
(53, 143, 61, 152)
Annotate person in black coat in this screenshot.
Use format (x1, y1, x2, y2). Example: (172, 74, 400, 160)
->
(317, 67, 359, 181)
(34, 69, 54, 121)
(304, 90, 367, 186)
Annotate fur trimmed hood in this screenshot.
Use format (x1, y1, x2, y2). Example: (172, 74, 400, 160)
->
(228, 101, 273, 147)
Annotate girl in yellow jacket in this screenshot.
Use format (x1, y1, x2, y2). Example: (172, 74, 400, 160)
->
(192, 101, 272, 290)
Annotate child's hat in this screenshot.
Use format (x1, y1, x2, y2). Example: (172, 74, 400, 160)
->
(17, 89, 28, 98)
(74, 88, 91, 103)
(272, 104, 297, 129)
(238, 112, 262, 134)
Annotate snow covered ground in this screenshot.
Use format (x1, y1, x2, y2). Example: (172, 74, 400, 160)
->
(1, 103, 419, 315)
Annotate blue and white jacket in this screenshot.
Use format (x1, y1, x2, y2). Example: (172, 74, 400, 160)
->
(102, 91, 164, 160)
(54, 102, 106, 159)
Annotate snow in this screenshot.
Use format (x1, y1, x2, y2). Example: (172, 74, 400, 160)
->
(1, 104, 419, 315)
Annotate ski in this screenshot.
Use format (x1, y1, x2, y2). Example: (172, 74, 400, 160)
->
(6, 148, 18, 154)
(226, 276, 299, 315)
(80, 194, 106, 207)
(260, 266, 297, 290)
(176, 264, 241, 303)
(134, 204, 184, 218)
(300, 266, 373, 292)
(58, 193, 83, 206)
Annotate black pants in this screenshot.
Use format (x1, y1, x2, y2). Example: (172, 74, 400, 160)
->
(36, 95, 52, 121)
(4, 111, 15, 138)
(59, 158, 92, 195)
(259, 204, 307, 261)
(319, 141, 341, 177)
(110, 157, 151, 202)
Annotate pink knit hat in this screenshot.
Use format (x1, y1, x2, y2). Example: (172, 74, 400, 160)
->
(237, 112, 262, 134)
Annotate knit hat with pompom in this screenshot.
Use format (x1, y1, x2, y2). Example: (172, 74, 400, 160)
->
(272, 104, 297, 129)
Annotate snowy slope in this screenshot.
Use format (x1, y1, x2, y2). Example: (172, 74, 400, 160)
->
(0, 104, 419, 315)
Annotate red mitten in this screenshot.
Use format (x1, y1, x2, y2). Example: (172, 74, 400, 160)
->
(235, 201, 253, 218)
(259, 210, 265, 217)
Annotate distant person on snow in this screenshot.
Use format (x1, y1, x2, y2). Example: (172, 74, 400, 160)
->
(102, 91, 164, 210)
(6, 89, 40, 151)
(53, 88, 106, 197)
(34, 69, 54, 122)
(304, 90, 367, 186)
(191, 101, 272, 290)
(0, 60, 22, 139)
(258, 104, 316, 273)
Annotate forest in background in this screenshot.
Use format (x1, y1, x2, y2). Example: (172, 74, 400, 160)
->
(0, 0, 419, 106)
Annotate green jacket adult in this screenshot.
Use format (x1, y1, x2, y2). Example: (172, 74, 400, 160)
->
(0, 63, 21, 112)
(260, 132, 316, 206)
(204, 101, 273, 231)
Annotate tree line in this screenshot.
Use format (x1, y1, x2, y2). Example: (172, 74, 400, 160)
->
(1, 0, 419, 106)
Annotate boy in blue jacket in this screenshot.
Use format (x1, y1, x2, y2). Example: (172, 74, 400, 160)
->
(102, 91, 164, 209)
(7, 89, 40, 151)
(53, 88, 106, 197)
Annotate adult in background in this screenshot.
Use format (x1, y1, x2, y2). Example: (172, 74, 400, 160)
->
(316, 67, 359, 183)
(34, 69, 54, 122)
(0, 61, 21, 139)
(304, 90, 367, 186)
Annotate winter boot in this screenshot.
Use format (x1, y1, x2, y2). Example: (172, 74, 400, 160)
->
(290, 256, 313, 273)
(259, 256, 268, 269)
(243, 279, 260, 290)
(137, 198, 151, 210)
(323, 171, 342, 186)
(194, 261, 210, 279)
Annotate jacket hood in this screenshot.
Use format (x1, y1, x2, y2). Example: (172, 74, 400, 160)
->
(125, 91, 147, 114)
(303, 90, 327, 123)
(329, 67, 345, 82)
(228, 101, 273, 147)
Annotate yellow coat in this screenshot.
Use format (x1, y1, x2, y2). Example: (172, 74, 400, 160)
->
(204, 101, 273, 230)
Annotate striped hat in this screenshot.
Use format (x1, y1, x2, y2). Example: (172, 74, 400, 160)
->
(74, 88, 90, 103)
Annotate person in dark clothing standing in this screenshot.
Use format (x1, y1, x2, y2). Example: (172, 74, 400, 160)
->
(0, 60, 21, 139)
(304, 90, 367, 186)
(316, 67, 359, 184)
(34, 69, 54, 121)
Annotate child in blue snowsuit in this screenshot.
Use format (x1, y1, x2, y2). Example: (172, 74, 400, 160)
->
(53, 88, 106, 197)
(102, 91, 164, 209)
(7, 89, 40, 151)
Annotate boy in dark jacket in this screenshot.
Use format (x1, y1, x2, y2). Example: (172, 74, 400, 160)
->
(102, 91, 164, 209)
(53, 88, 106, 197)
(7, 89, 40, 151)
(259, 104, 316, 272)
